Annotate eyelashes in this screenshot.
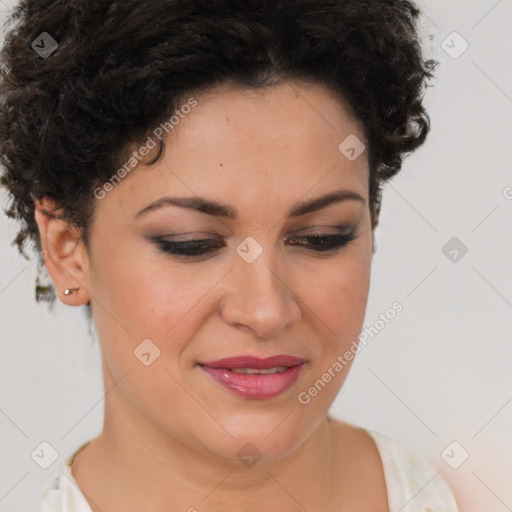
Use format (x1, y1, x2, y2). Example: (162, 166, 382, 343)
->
(284, 232, 356, 251)
(150, 229, 357, 259)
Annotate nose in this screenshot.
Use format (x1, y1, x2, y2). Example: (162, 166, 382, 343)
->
(219, 249, 302, 339)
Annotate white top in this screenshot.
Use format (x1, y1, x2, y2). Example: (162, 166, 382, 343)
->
(41, 430, 459, 511)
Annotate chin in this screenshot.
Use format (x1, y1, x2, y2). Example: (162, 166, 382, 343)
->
(198, 411, 318, 465)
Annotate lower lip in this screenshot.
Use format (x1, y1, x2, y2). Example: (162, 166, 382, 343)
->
(199, 363, 305, 399)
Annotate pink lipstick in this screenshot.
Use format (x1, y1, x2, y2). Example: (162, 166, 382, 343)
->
(198, 355, 305, 399)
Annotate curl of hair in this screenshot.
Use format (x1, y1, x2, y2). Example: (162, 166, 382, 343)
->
(0, 0, 437, 305)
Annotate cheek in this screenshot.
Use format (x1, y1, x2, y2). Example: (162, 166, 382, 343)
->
(307, 253, 371, 352)
(295, 256, 371, 408)
(89, 230, 371, 337)
(88, 222, 371, 367)
(87, 238, 229, 375)
(317, 251, 370, 307)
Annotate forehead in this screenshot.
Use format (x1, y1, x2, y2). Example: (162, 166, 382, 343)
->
(176, 79, 365, 155)
(95, 80, 369, 223)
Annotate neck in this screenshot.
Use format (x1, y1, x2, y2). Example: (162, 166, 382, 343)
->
(73, 393, 336, 511)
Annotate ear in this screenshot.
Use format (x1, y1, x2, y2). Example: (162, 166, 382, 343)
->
(371, 228, 377, 256)
(34, 198, 91, 306)
(370, 196, 381, 256)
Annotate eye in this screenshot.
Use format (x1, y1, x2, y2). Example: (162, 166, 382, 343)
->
(152, 236, 225, 258)
(150, 226, 356, 259)
(285, 229, 356, 252)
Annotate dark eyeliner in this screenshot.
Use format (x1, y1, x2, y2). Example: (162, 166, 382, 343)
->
(150, 227, 356, 258)
(286, 231, 356, 252)
(151, 236, 224, 257)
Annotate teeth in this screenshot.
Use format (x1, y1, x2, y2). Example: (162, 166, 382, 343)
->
(228, 366, 289, 375)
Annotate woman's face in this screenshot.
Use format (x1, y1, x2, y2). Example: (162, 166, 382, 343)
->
(85, 80, 373, 463)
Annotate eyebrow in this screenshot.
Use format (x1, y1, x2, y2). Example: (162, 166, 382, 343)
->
(134, 189, 365, 220)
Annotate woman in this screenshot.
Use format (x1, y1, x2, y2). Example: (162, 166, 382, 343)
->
(0, 0, 459, 510)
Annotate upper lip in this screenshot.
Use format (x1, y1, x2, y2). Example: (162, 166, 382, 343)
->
(198, 355, 305, 369)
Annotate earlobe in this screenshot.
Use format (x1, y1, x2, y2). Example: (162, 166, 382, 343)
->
(34, 199, 91, 306)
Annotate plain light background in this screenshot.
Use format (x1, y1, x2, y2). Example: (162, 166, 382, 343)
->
(1, 1, 511, 511)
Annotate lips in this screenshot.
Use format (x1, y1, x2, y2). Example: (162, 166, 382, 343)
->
(198, 355, 305, 370)
(198, 355, 305, 399)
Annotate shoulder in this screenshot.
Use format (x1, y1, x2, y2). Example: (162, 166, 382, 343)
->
(41, 441, 93, 512)
(365, 429, 460, 512)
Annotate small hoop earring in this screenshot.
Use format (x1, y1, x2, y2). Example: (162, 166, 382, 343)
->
(64, 287, 80, 296)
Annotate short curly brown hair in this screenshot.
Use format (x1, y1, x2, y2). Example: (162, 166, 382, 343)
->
(0, 0, 436, 305)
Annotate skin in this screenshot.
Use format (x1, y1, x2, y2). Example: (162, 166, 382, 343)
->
(35, 80, 388, 511)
